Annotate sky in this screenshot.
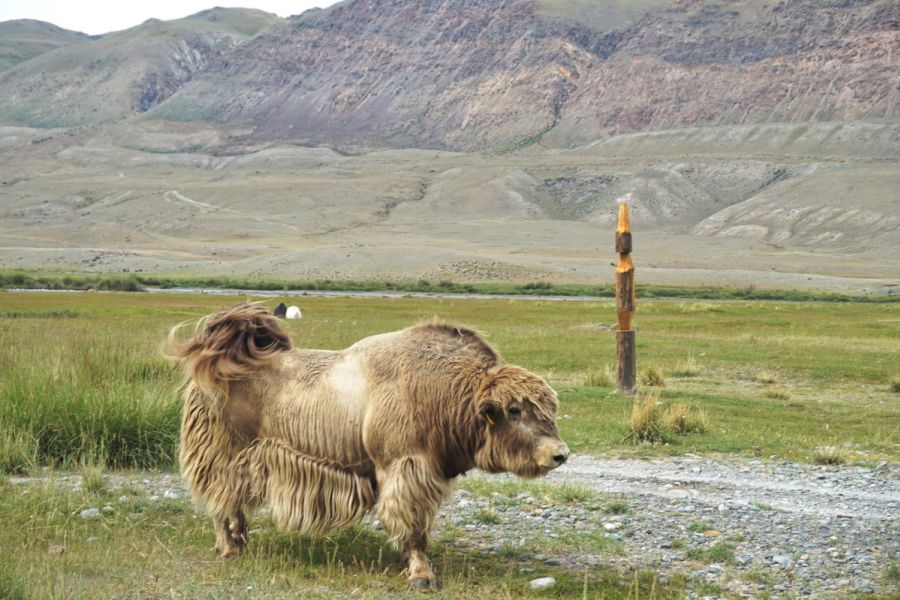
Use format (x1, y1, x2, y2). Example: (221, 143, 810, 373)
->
(0, 0, 342, 35)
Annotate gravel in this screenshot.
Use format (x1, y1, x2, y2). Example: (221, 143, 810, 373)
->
(11, 454, 899, 598)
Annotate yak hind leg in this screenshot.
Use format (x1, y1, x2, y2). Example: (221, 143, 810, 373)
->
(376, 455, 452, 590)
(212, 509, 247, 557)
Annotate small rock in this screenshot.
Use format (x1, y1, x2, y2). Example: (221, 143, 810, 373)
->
(529, 577, 556, 590)
(603, 522, 621, 531)
(773, 555, 793, 570)
(707, 565, 724, 574)
(704, 530, 721, 538)
(163, 489, 179, 500)
(118, 495, 129, 503)
(49, 544, 65, 555)
(102, 505, 115, 513)
(79, 508, 101, 519)
(544, 558, 562, 566)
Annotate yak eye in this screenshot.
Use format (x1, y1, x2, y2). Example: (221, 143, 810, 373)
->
(508, 406, 522, 416)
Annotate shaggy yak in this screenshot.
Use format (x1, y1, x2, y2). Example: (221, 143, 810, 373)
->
(170, 303, 569, 589)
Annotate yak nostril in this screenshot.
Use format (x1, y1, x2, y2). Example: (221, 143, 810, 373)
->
(553, 453, 568, 465)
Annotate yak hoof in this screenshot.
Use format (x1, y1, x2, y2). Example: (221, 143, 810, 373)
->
(409, 578, 436, 592)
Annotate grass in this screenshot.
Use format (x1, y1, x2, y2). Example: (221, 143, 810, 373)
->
(640, 366, 666, 387)
(813, 445, 848, 465)
(662, 403, 708, 435)
(890, 377, 900, 393)
(0, 482, 693, 599)
(584, 367, 612, 387)
(623, 393, 669, 445)
(688, 521, 715, 534)
(686, 542, 736, 564)
(603, 499, 630, 515)
(1, 290, 897, 468)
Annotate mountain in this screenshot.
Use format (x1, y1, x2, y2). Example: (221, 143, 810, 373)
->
(147, 0, 899, 150)
(0, 1, 897, 291)
(0, 20, 91, 73)
(0, 8, 284, 127)
(1, 1, 896, 149)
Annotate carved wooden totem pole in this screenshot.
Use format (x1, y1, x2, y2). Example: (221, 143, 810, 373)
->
(615, 202, 636, 394)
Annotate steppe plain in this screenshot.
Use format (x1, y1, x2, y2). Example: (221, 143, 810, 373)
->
(2, 119, 898, 294)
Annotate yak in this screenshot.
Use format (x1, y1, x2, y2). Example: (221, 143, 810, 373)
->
(169, 303, 569, 589)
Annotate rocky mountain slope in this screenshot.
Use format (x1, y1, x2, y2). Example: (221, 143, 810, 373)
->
(149, 0, 899, 150)
(0, 0, 896, 149)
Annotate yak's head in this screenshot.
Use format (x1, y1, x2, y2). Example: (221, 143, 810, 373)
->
(473, 366, 570, 479)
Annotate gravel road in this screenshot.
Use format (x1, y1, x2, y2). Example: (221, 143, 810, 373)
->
(451, 454, 899, 598)
(16, 454, 898, 598)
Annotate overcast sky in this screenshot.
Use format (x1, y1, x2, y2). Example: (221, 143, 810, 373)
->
(0, 0, 342, 35)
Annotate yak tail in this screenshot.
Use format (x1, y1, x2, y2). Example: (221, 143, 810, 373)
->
(169, 303, 292, 401)
(239, 439, 376, 535)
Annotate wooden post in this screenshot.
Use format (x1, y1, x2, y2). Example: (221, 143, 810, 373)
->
(615, 202, 636, 395)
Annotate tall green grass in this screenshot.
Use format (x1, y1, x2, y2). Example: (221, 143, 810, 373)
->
(0, 315, 180, 469)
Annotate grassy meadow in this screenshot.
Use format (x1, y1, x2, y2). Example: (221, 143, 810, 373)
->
(0, 289, 897, 598)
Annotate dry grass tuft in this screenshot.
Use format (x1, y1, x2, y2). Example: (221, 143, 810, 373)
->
(812, 445, 847, 465)
(764, 387, 791, 401)
(754, 371, 781, 384)
(585, 367, 613, 388)
(889, 377, 900, 394)
(663, 403, 709, 435)
(640, 366, 666, 388)
(623, 393, 668, 445)
(669, 355, 702, 378)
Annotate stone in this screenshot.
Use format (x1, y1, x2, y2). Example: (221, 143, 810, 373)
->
(773, 554, 793, 569)
(79, 508, 101, 519)
(529, 577, 556, 590)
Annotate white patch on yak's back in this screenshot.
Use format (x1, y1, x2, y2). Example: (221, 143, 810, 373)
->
(327, 355, 369, 414)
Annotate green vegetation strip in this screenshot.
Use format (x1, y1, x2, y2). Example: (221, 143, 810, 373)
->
(0, 291, 896, 472)
(2, 270, 897, 302)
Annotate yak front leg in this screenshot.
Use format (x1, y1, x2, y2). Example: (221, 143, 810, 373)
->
(376, 456, 451, 590)
(212, 509, 248, 557)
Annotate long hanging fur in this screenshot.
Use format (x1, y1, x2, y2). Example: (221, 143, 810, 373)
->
(171, 303, 373, 537)
(238, 439, 375, 535)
